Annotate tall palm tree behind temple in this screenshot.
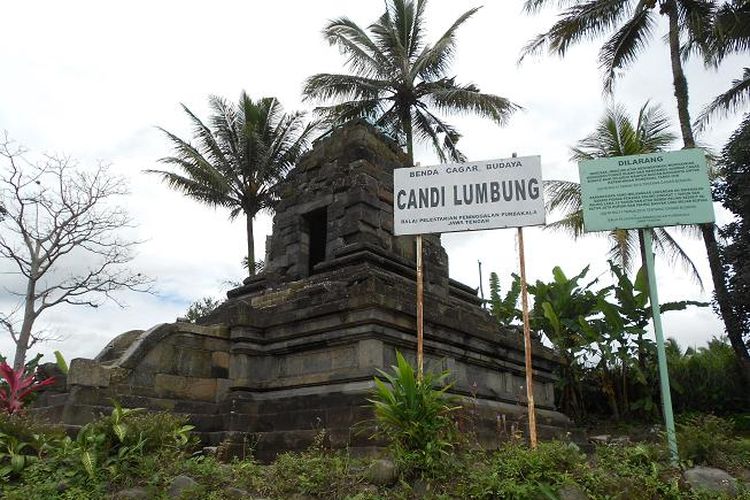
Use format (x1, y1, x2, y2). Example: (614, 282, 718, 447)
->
(303, 0, 518, 164)
(148, 93, 315, 276)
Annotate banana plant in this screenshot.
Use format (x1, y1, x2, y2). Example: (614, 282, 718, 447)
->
(527, 266, 611, 419)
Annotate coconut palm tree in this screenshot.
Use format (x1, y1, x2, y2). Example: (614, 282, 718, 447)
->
(546, 102, 703, 284)
(303, 0, 518, 164)
(519, 0, 748, 370)
(149, 93, 315, 276)
(519, 0, 713, 147)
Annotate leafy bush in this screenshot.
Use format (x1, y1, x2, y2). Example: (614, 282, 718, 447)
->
(1, 402, 197, 496)
(185, 296, 222, 322)
(266, 433, 362, 498)
(0, 413, 65, 479)
(677, 413, 750, 474)
(369, 351, 459, 476)
(669, 338, 749, 414)
(581, 443, 687, 499)
(455, 441, 584, 499)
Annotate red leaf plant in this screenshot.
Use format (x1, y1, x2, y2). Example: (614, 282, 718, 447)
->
(0, 362, 56, 414)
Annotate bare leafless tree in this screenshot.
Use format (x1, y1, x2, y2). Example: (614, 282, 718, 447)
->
(0, 133, 152, 370)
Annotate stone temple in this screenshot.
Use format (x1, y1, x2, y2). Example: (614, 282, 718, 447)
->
(34, 121, 568, 459)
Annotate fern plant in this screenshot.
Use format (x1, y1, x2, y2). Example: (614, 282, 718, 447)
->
(369, 351, 459, 476)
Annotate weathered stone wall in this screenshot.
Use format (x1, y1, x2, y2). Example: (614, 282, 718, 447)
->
(33, 323, 231, 433)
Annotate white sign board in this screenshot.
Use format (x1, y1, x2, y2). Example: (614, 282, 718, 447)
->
(393, 156, 545, 235)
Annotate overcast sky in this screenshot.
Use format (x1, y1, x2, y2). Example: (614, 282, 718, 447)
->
(0, 1, 745, 363)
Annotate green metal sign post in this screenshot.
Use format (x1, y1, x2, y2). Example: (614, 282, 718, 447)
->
(642, 228, 678, 463)
(579, 149, 716, 465)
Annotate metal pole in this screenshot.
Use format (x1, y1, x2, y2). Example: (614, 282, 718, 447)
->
(643, 228, 679, 463)
(416, 234, 424, 380)
(517, 227, 538, 448)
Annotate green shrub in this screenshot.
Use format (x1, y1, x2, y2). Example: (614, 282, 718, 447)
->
(0, 413, 66, 479)
(453, 441, 584, 499)
(1, 402, 198, 496)
(264, 432, 363, 498)
(369, 351, 459, 476)
(677, 414, 734, 465)
(582, 443, 687, 499)
(677, 414, 750, 474)
(669, 338, 749, 414)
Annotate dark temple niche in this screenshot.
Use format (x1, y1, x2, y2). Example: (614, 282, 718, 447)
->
(33, 120, 569, 460)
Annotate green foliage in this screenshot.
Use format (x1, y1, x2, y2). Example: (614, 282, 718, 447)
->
(53, 351, 68, 375)
(0, 413, 65, 480)
(527, 265, 607, 419)
(369, 351, 459, 476)
(2, 418, 748, 499)
(488, 272, 521, 326)
(148, 92, 316, 274)
(579, 443, 690, 500)
(677, 414, 750, 473)
(0, 402, 196, 497)
(267, 433, 362, 498)
(715, 113, 750, 369)
(520, 262, 711, 423)
(669, 337, 750, 414)
(303, 0, 518, 163)
(454, 441, 584, 499)
(185, 297, 222, 323)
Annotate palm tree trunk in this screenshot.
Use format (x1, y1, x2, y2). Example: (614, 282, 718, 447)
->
(402, 108, 414, 165)
(666, 1, 696, 149)
(665, 0, 750, 382)
(246, 213, 255, 277)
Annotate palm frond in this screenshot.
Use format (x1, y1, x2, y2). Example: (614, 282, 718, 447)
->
(412, 106, 465, 162)
(545, 179, 582, 214)
(606, 228, 639, 271)
(389, 0, 424, 61)
(694, 68, 750, 131)
(571, 102, 674, 160)
(144, 170, 235, 209)
(599, 8, 656, 93)
(371, 8, 408, 73)
(651, 226, 704, 289)
(544, 210, 586, 238)
(424, 79, 520, 125)
(303, 73, 388, 103)
(704, 0, 750, 65)
(322, 17, 393, 77)
(520, 0, 633, 61)
(314, 99, 388, 126)
(635, 102, 678, 151)
(678, 0, 717, 61)
(413, 6, 481, 80)
(523, 0, 583, 14)
(178, 104, 233, 174)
